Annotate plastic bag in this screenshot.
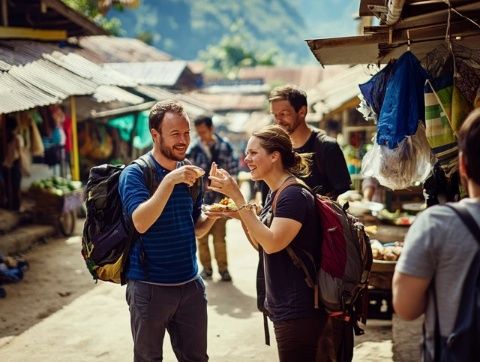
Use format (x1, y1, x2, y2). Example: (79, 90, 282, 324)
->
(361, 123, 433, 190)
(357, 95, 378, 123)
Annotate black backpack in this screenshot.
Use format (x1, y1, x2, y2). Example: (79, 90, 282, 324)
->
(428, 203, 480, 362)
(81, 154, 201, 284)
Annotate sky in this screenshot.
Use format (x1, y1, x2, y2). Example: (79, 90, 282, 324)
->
(299, 0, 360, 39)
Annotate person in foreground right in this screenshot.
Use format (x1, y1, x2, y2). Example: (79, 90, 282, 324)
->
(392, 108, 480, 361)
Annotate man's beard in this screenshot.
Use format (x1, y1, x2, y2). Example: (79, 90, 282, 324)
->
(279, 117, 300, 134)
(160, 140, 187, 162)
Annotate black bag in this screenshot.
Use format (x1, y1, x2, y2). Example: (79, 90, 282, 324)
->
(81, 155, 201, 284)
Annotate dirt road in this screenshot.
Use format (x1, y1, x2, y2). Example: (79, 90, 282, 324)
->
(0, 219, 393, 361)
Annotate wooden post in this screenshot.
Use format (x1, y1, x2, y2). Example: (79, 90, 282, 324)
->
(1, 0, 8, 27)
(70, 96, 80, 181)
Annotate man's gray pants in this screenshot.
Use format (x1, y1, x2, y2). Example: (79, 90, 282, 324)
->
(126, 278, 208, 362)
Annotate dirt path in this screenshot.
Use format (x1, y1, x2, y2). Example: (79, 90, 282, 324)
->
(0, 220, 96, 338)
(0, 219, 394, 361)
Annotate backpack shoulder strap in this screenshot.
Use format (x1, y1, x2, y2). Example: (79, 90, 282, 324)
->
(444, 203, 480, 244)
(132, 154, 157, 195)
(271, 177, 310, 213)
(271, 176, 319, 307)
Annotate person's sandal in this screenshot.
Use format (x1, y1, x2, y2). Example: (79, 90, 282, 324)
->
(219, 270, 232, 282)
(200, 269, 213, 280)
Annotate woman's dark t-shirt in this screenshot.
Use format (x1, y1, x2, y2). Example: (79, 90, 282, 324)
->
(259, 185, 320, 321)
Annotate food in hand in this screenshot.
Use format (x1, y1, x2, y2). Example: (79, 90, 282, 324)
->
(206, 197, 237, 212)
(192, 166, 205, 177)
(210, 162, 217, 177)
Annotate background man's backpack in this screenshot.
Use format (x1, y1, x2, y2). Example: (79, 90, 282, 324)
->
(428, 203, 480, 362)
(272, 179, 373, 335)
(81, 155, 201, 284)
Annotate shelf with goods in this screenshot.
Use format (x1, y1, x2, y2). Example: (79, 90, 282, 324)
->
(338, 108, 378, 191)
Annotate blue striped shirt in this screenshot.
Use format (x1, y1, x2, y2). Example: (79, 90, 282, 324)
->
(118, 153, 202, 284)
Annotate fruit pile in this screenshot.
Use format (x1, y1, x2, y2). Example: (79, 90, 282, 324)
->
(30, 176, 82, 197)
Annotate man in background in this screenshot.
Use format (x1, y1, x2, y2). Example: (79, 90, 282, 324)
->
(268, 84, 352, 361)
(188, 115, 239, 282)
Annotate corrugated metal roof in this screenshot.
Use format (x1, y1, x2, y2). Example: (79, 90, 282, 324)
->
(93, 85, 144, 104)
(78, 36, 172, 63)
(0, 60, 11, 71)
(0, 72, 59, 114)
(0, 40, 146, 114)
(0, 41, 62, 66)
(308, 65, 375, 116)
(185, 91, 267, 112)
(237, 66, 325, 90)
(135, 85, 212, 117)
(107, 61, 188, 86)
(9, 60, 97, 99)
(44, 51, 137, 87)
(226, 111, 272, 134)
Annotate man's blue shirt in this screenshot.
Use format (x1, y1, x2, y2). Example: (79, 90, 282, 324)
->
(118, 153, 202, 284)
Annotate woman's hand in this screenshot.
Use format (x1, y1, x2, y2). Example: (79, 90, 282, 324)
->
(204, 209, 241, 220)
(208, 168, 243, 201)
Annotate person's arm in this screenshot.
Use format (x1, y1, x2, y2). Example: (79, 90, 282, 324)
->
(392, 208, 440, 321)
(241, 221, 260, 250)
(132, 165, 202, 234)
(392, 271, 430, 320)
(209, 169, 302, 254)
(362, 177, 378, 201)
(194, 213, 218, 238)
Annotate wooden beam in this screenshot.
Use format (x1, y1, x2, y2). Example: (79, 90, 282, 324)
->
(90, 101, 156, 119)
(1, 0, 7, 26)
(395, 1, 480, 29)
(359, 0, 386, 17)
(41, 0, 106, 36)
(70, 96, 80, 181)
(0, 26, 67, 40)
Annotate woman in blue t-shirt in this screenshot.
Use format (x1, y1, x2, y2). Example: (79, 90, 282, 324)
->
(208, 125, 326, 362)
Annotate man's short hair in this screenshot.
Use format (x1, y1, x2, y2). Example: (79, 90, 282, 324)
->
(458, 108, 480, 185)
(194, 115, 213, 128)
(268, 84, 307, 112)
(149, 100, 185, 131)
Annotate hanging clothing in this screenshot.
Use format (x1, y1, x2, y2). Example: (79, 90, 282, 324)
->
(376, 51, 429, 149)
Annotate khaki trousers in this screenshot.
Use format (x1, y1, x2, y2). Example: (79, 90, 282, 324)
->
(197, 218, 228, 272)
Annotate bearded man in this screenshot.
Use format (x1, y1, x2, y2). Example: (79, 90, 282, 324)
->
(119, 100, 216, 362)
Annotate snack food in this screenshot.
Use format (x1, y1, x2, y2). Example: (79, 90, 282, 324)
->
(192, 166, 205, 177)
(206, 197, 237, 212)
(370, 240, 403, 261)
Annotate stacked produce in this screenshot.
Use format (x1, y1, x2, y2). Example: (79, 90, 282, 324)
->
(371, 239, 403, 261)
(30, 177, 82, 197)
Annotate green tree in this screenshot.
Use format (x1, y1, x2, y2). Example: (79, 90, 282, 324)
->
(61, 0, 124, 35)
(199, 22, 278, 78)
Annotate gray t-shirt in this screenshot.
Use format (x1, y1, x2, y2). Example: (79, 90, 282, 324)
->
(396, 198, 480, 360)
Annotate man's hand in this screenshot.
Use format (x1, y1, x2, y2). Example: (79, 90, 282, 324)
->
(164, 165, 204, 187)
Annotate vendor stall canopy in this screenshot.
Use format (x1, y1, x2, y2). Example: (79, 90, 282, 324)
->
(306, 0, 480, 66)
(0, 0, 106, 38)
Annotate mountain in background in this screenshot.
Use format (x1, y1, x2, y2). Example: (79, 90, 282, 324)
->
(109, 0, 358, 64)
